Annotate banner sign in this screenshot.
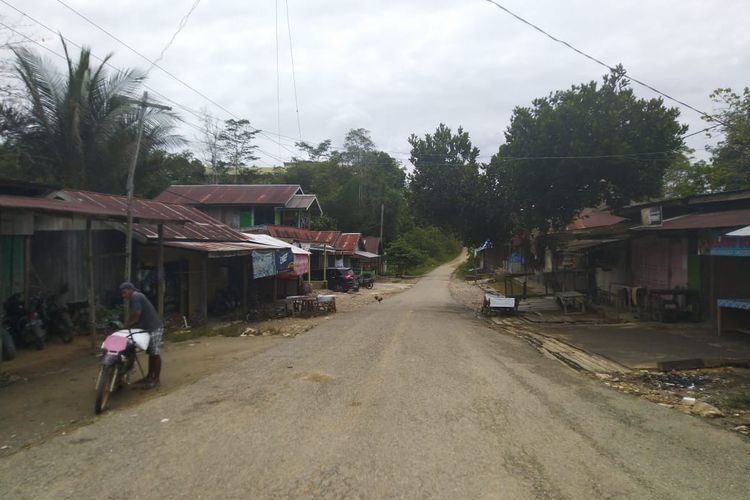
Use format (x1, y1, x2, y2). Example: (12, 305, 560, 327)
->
(252, 251, 276, 278)
(275, 248, 295, 273)
(699, 231, 750, 257)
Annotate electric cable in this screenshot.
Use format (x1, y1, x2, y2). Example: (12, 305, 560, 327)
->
(285, 0, 303, 141)
(482, 0, 720, 124)
(0, 1, 291, 164)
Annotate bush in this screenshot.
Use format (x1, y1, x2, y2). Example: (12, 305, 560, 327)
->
(386, 226, 462, 275)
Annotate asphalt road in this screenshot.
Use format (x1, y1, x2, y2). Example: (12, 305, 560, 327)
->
(2, 261, 749, 499)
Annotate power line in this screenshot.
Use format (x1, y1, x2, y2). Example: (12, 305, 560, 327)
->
(482, 0, 718, 123)
(682, 123, 722, 139)
(275, 0, 281, 159)
(147, 0, 202, 75)
(53, 0, 297, 157)
(0, 0, 291, 164)
(285, 0, 302, 141)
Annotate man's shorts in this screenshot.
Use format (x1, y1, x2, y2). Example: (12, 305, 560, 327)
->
(147, 328, 163, 356)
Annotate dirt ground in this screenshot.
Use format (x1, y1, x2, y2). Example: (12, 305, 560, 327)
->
(449, 272, 750, 438)
(0, 281, 412, 457)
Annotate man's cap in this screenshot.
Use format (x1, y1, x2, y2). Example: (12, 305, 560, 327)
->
(119, 282, 136, 291)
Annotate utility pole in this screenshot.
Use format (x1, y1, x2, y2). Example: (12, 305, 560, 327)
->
(124, 91, 171, 283)
(378, 203, 384, 274)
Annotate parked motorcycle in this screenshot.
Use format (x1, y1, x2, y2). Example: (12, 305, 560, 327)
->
(36, 291, 74, 343)
(1, 326, 16, 361)
(94, 328, 150, 414)
(358, 276, 375, 289)
(2, 293, 46, 350)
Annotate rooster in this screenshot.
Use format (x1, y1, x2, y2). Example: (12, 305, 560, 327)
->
(374, 295, 383, 304)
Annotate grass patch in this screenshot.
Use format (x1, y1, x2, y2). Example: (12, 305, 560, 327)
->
(166, 321, 248, 343)
(455, 260, 473, 280)
(724, 390, 750, 410)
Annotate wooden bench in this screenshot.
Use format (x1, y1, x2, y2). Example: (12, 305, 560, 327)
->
(555, 291, 587, 314)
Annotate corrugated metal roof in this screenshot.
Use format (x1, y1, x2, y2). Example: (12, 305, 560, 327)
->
(363, 236, 381, 255)
(354, 250, 379, 259)
(564, 238, 626, 252)
(154, 184, 302, 206)
(53, 190, 249, 242)
(566, 208, 627, 231)
(632, 208, 750, 231)
(0, 195, 127, 219)
(52, 190, 194, 223)
(244, 233, 311, 255)
(259, 225, 342, 245)
(165, 241, 268, 258)
(286, 194, 316, 209)
(726, 225, 750, 237)
(335, 233, 361, 253)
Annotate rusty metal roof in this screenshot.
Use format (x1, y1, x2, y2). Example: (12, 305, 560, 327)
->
(0, 194, 128, 219)
(363, 236, 381, 255)
(165, 241, 269, 258)
(335, 233, 362, 253)
(52, 190, 194, 223)
(154, 184, 302, 206)
(257, 225, 342, 246)
(53, 190, 248, 242)
(285, 194, 323, 215)
(632, 208, 750, 231)
(566, 208, 627, 231)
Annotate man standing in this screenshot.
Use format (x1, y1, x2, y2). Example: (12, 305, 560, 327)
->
(119, 282, 163, 388)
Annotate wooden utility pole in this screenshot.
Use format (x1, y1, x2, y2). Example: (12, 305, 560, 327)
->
(86, 218, 96, 350)
(124, 92, 171, 283)
(378, 203, 384, 274)
(157, 224, 165, 318)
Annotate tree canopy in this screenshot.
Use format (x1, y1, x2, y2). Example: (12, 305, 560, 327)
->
(1, 38, 179, 193)
(487, 67, 687, 232)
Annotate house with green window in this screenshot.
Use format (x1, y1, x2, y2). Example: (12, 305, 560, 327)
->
(155, 184, 323, 230)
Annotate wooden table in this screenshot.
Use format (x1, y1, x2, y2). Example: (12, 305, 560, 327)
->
(555, 291, 586, 314)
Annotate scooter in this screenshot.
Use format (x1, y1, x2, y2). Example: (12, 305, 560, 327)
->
(3, 293, 46, 350)
(358, 276, 375, 289)
(94, 328, 150, 414)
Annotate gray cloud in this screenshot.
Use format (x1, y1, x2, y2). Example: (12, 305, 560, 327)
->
(3, 0, 749, 166)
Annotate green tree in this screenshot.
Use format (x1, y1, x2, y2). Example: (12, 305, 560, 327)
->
(490, 66, 687, 232)
(218, 118, 260, 182)
(408, 123, 492, 245)
(295, 139, 332, 161)
(704, 87, 750, 190)
(136, 150, 207, 197)
(386, 239, 427, 275)
(2, 38, 179, 192)
(662, 150, 713, 197)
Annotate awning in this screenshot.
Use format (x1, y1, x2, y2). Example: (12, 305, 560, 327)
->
(244, 233, 311, 255)
(726, 225, 750, 237)
(353, 250, 379, 259)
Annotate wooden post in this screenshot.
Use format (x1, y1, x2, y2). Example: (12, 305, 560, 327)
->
(23, 235, 31, 308)
(709, 255, 716, 319)
(323, 244, 328, 285)
(86, 219, 96, 350)
(157, 224, 165, 319)
(242, 257, 249, 314)
(201, 255, 208, 321)
(717, 303, 722, 336)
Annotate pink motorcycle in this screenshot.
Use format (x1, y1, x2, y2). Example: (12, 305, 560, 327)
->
(95, 328, 150, 414)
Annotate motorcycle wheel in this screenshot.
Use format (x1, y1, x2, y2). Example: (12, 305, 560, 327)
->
(60, 313, 74, 343)
(365, 282, 374, 289)
(94, 364, 116, 414)
(1, 329, 16, 361)
(32, 325, 45, 350)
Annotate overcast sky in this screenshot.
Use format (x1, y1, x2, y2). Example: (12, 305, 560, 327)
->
(2, 0, 749, 167)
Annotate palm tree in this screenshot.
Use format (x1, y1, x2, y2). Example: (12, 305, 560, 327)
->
(10, 37, 180, 192)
